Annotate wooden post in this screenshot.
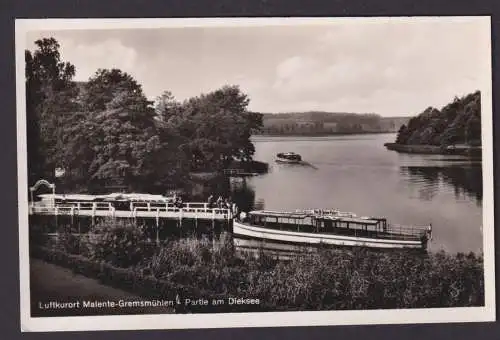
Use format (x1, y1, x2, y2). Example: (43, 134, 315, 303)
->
(51, 183, 55, 205)
(78, 214, 81, 253)
(30, 188, 34, 209)
(54, 206, 58, 236)
(92, 202, 96, 226)
(156, 208, 160, 245)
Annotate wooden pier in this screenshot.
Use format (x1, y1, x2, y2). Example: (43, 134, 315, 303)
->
(223, 168, 258, 177)
(29, 200, 235, 243)
(29, 201, 233, 221)
(29, 202, 233, 225)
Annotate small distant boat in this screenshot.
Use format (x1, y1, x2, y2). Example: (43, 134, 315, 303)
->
(276, 152, 302, 164)
(233, 209, 432, 251)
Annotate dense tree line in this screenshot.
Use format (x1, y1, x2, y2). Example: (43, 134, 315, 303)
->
(395, 91, 481, 146)
(26, 38, 262, 194)
(254, 112, 407, 135)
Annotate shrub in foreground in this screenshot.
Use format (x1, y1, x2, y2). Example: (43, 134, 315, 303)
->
(37, 222, 484, 311)
(85, 219, 157, 268)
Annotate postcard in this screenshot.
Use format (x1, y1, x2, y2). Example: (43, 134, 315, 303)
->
(16, 17, 495, 332)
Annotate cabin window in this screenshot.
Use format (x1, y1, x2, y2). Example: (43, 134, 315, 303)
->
(280, 221, 297, 232)
(324, 220, 333, 232)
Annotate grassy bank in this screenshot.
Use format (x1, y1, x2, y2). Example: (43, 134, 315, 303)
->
(31, 220, 484, 312)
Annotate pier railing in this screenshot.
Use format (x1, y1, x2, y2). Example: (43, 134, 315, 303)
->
(223, 168, 244, 176)
(29, 201, 233, 221)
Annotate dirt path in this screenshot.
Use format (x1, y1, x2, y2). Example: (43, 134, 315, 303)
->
(30, 259, 175, 317)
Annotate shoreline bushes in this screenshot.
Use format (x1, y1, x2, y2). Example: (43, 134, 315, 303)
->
(30, 220, 485, 312)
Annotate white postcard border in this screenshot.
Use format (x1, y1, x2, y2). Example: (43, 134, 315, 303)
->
(16, 17, 495, 332)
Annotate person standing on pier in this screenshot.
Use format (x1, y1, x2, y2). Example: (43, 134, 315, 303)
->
(176, 195, 183, 208)
(207, 194, 214, 208)
(224, 198, 232, 210)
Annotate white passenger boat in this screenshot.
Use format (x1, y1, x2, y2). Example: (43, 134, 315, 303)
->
(233, 209, 432, 251)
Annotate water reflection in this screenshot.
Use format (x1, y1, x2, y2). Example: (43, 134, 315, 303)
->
(400, 165, 482, 204)
(228, 164, 484, 213)
(230, 181, 257, 212)
(191, 175, 264, 212)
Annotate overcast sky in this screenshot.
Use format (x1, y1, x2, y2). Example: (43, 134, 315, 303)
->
(26, 19, 490, 116)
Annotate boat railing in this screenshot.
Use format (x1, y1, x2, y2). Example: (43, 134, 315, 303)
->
(252, 210, 312, 218)
(385, 224, 432, 237)
(296, 209, 360, 218)
(131, 201, 221, 211)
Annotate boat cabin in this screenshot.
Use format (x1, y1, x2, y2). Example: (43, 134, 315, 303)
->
(276, 152, 302, 162)
(246, 210, 424, 241)
(248, 210, 315, 231)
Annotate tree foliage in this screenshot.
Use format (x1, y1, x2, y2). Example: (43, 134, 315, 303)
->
(62, 69, 187, 193)
(26, 38, 262, 194)
(25, 38, 77, 184)
(395, 91, 481, 146)
(155, 85, 263, 172)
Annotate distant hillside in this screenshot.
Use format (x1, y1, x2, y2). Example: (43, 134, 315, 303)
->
(253, 111, 409, 136)
(395, 91, 481, 146)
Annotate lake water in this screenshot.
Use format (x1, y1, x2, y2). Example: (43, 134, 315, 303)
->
(232, 133, 483, 254)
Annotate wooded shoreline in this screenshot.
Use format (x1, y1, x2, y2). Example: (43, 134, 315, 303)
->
(384, 143, 482, 157)
(253, 131, 396, 137)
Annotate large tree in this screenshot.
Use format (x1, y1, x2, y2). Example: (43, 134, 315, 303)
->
(63, 69, 185, 193)
(157, 85, 263, 172)
(25, 38, 77, 184)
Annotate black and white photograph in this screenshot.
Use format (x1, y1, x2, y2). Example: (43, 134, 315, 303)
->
(16, 17, 495, 331)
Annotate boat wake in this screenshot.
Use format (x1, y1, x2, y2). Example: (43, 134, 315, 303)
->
(300, 161, 318, 169)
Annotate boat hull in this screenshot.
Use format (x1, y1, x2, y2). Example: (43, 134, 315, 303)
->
(275, 158, 302, 164)
(233, 221, 425, 250)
